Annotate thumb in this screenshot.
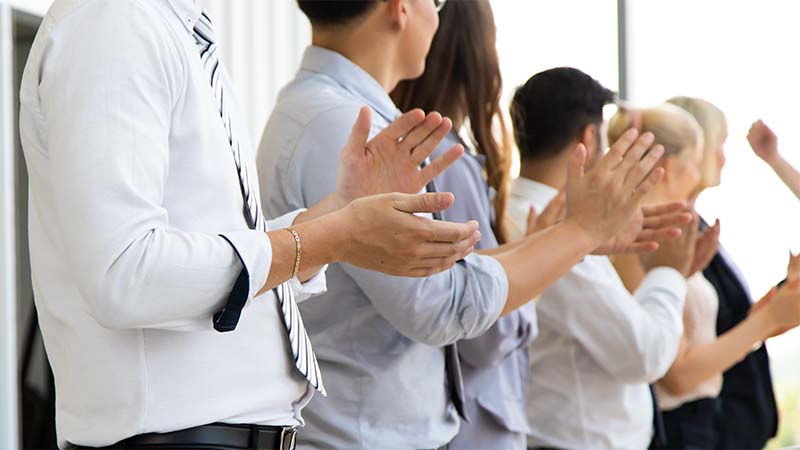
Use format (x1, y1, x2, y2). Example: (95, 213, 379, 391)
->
(342, 106, 372, 159)
(567, 143, 587, 188)
(394, 192, 455, 214)
(526, 206, 538, 234)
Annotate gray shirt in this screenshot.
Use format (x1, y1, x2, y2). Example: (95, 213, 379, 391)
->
(432, 136, 537, 450)
(257, 46, 508, 450)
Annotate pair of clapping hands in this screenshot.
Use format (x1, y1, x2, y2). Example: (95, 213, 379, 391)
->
(329, 106, 695, 278)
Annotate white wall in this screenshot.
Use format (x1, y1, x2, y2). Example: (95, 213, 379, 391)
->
(197, 0, 310, 145)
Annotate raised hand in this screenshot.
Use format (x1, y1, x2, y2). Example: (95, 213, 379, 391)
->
(787, 250, 800, 283)
(334, 192, 481, 277)
(335, 106, 464, 206)
(525, 191, 566, 236)
(747, 119, 779, 163)
(565, 128, 685, 252)
(688, 219, 720, 276)
(752, 280, 800, 339)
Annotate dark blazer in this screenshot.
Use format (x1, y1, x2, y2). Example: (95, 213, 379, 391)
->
(702, 248, 779, 449)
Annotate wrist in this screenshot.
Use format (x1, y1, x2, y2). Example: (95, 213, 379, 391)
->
(748, 308, 777, 341)
(764, 152, 783, 167)
(561, 218, 602, 254)
(326, 205, 355, 263)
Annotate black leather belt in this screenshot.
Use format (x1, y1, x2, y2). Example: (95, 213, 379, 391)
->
(78, 423, 297, 450)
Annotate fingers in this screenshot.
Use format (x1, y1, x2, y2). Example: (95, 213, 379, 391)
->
(632, 166, 665, 201)
(625, 241, 660, 254)
(398, 112, 443, 156)
(624, 144, 665, 192)
(408, 116, 452, 165)
(617, 131, 656, 174)
(642, 210, 694, 230)
(566, 144, 587, 188)
(536, 191, 567, 232)
(342, 107, 372, 159)
(416, 230, 481, 258)
(636, 227, 682, 243)
(597, 128, 639, 171)
(641, 201, 688, 218)
(393, 192, 455, 214)
(526, 206, 538, 235)
(381, 108, 427, 141)
(426, 219, 481, 243)
(419, 144, 464, 185)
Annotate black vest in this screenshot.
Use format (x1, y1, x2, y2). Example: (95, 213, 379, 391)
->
(703, 250, 779, 449)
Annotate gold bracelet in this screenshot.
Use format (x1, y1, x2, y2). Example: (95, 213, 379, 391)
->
(286, 228, 302, 279)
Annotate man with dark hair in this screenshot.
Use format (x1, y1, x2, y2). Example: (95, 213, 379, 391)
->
(297, 0, 379, 26)
(259, 3, 685, 448)
(507, 67, 690, 449)
(510, 66, 616, 168)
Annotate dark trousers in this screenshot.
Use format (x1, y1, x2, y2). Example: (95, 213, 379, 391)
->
(660, 397, 719, 450)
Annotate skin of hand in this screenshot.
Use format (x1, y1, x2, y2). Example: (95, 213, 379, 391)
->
(260, 191, 482, 294)
(564, 130, 669, 251)
(525, 191, 566, 236)
(747, 119, 779, 163)
(688, 219, 720, 276)
(592, 201, 692, 255)
(334, 106, 464, 208)
(263, 107, 477, 290)
(787, 250, 800, 283)
(751, 280, 800, 338)
(639, 212, 699, 277)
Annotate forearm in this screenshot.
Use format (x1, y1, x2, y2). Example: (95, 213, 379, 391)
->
(293, 193, 349, 225)
(767, 154, 800, 199)
(476, 234, 532, 256)
(660, 313, 772, 396)
(612, 254, 648, 293)
(492, 219, 596, 316)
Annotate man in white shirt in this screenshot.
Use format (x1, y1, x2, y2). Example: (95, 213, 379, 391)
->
(18, 0, 482, 448)
(508, 68, 694, 449)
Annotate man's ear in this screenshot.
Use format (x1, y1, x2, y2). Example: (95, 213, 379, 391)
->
(386, 0, 408, 31)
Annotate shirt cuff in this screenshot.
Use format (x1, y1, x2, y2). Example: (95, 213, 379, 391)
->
(214, 230, 273, 332)
(637, 267, 688, 303)
(267, 208, 306, 230)
(289, 266, 329, 304)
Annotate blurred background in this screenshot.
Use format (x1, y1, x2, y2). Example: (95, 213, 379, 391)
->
(1, 0, 798, 448)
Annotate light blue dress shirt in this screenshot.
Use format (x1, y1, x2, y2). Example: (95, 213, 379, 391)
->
(432, 135, 538, 450)
(256, 46, 509, 450)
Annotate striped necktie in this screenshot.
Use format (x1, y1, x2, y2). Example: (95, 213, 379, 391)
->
(193, 10, 325, 396)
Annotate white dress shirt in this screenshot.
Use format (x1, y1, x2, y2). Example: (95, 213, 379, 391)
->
(655, 273, 722, 410)
(508, 177, 686, 450)
(19, 0, 325, 447)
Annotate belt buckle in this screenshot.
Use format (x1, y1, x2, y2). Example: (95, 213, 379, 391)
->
(279, 427, 297, 450)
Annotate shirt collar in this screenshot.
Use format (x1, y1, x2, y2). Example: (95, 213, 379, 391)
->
(300, 46, 402, 123)
(165, 0, 203, 34)
(510, 177, 559, 212)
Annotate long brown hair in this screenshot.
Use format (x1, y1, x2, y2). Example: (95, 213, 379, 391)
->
(391, 0, 512, 244)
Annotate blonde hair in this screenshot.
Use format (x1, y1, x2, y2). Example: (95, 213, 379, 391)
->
(666, 97, 728, 190)
(608, 104, 704, 171)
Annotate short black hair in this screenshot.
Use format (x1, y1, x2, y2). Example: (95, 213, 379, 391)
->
(510, 67, 616, 161)
(297, 0, 379, 26)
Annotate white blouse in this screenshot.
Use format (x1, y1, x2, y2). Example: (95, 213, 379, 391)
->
(656, 273, 723, 410)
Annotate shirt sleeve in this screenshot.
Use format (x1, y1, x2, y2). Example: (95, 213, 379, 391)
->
(457, 304, 538, 368)
(36, 1, 276, 331)
(539, 260, 685, 383)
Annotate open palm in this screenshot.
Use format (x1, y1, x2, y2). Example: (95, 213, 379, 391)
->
(336, 107, 464, 204)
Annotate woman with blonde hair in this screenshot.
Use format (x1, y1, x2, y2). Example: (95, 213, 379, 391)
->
(662, 96, 795, 449)
(613, 100, 800, 449)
